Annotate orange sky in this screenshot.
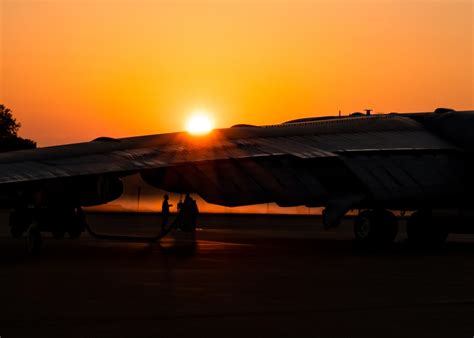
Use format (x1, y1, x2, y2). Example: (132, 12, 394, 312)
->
(1, 0, 473, 146)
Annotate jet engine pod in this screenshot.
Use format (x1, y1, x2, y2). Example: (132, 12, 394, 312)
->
(141, 167, 196, 194)
(78, 175, 124, 206)
(425, 110, 474, 150)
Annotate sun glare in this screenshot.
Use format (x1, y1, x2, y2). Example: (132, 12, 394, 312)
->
(186, 112, 214, 135)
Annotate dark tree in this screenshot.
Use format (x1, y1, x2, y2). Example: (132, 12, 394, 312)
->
(0, 105, 36, 152)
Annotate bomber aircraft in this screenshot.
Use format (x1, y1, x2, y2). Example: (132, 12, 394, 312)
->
(0, 108, 473, 253)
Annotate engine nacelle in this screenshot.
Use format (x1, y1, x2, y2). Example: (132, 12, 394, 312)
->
(78, 176, 124, 207)
(29, 176, 124, 207)
(423, 111, 474, 150)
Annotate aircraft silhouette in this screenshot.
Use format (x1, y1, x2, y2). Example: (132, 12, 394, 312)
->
(1, 108, 473, 253)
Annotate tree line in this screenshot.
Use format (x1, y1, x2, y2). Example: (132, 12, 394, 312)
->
(0, 104, 36, 152)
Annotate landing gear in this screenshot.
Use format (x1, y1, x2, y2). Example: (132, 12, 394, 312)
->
(407, 210, 448, 247)
(68, 228, 82, 240)
(11, 224, 26, 239)
(8, 206, 86, 255)
(9, 208, 32, 239)
(42, 207, 84, 240)
(67, 213, 84, 239)
(354, 209, 398, 247)
(26, 223, 42, 255)
(52, 228, 66, 240)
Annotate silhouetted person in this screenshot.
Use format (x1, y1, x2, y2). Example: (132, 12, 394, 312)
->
(181, 193, 193, 231)
(190, 199, 199, 231)
(161, 194, 173, 231)
(173, 193, 198, 234)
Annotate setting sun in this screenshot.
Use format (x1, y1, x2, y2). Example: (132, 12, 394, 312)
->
(186, 112, 214, 135)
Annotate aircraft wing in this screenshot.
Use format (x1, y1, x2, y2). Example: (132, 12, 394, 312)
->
(0, 131, 338, 185)
(0, 113, 463, 208)
(0, 115, 454, 183)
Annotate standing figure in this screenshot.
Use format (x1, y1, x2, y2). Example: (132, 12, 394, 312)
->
(161, 193, 173, 231)
(190, 199, 199, 231)
(181, 193, 192, 231)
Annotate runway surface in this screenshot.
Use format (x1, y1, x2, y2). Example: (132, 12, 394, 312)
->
(1, 213, 474, 338)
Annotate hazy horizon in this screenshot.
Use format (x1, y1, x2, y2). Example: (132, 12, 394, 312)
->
(1, 0, 472, 146)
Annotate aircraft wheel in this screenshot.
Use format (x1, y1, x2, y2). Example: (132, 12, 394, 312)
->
(26, 224, 42, 256)
(354, 210, 398, 247)
(9, 210, 30, 239)
(52, 229, 65, 240)
(354, 211, 372, 242)
(407, 210, 448, 247)
(68, 214, 84, 239)
(10, 226, 25, 239)
(68, 228, 82, 239)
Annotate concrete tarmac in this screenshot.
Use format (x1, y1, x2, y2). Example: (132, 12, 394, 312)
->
(1, 213, 474, 338)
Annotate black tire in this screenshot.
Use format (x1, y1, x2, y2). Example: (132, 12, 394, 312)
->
(68, 228, 82, 239)
(10, 226, 24, 239)
(9, 210, 31, 239)
(354, 210, 398, 247)
(407, 210, 448, 247)
(52, 229, 65, 240)
(354, 210, 373, 243)
(26, 225, 42, 256)
(68, 213, 84, 239)
(406, 210, 428, 243)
